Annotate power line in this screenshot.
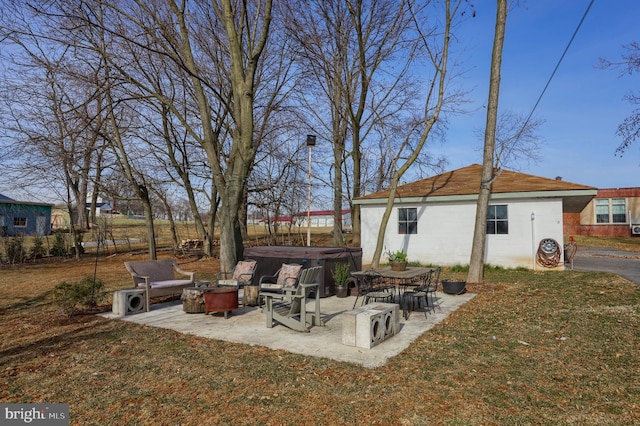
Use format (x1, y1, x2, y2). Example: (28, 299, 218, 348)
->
(518, 0, 596, 137)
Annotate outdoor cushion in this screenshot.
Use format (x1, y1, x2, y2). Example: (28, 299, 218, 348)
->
(140, 279, 193, 289)
(232, 260, 256, 281)
(277, 264, 303, 287)
(261, 283, 282, 290)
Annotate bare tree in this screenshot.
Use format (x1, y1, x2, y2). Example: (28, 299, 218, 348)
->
(467, 0, 507, 284)
(286, 0, 421, 246)
(600, 41, 640, 156)
(370, 0, 465, 267)
(250, 136, 308, 245)
(0, 11, 114, 258)
(30, 0, 286, 268)
(474, 109, 545, 170)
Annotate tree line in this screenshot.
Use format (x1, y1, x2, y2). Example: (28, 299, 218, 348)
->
(1, 0, 475, 272)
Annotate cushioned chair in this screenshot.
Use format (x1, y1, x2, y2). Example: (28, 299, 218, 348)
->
(258, 263, 303, 308)
(216, 259, 257, 288)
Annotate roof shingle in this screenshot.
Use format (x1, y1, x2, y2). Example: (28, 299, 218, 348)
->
(358, 164, 595, 200)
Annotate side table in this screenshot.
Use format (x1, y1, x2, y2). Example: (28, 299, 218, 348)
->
(181, 287, 213, 313)
(243, 284, 259, 307)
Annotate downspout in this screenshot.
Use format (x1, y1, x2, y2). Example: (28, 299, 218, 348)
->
(531, 212, 536, 270)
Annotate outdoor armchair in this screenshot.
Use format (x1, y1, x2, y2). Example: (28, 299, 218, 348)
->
(216, 259, 257, 288)
(263, 266, 324, 332)
(258, 263, 303, 307)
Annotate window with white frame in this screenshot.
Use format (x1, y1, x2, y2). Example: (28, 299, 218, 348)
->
(398, 207, 417, 234)
(13, 217, 27, 227)
(595, 198, 626, 224)
(486, 205, 508, 235)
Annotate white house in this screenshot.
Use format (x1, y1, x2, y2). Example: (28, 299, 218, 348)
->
(353, 164, 597, 270)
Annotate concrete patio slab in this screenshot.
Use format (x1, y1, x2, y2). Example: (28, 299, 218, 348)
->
(100, 291, 475, 368)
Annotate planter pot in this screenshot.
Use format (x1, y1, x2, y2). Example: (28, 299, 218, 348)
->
(390, 261, 407, 272)
(336, 285, 349, 298)
(442, 280, 467, 295)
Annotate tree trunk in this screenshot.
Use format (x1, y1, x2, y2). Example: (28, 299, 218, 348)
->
(467, 0, 507, 284)
(139, 185, 157, 260)
(371, 182, 400, 268)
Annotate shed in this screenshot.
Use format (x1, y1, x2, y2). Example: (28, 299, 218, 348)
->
(0, 193, 53, 237)
(353, 164, 597, 270)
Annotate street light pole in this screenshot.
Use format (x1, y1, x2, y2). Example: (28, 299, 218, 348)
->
(306, 135, 316, 247)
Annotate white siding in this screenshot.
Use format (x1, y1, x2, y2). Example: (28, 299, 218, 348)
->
(360, 198, 564, 269)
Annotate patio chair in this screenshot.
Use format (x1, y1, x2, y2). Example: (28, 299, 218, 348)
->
(264, 266, 324, 332)
(352, 270, 394, 309)
(216, 259, 257, 288)
(258, 263, 303, 307)
(401, 271, 432, 319)
(426, 267, 441, 313)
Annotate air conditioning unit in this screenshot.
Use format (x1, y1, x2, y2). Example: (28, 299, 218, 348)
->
(632, 224, 640, 235)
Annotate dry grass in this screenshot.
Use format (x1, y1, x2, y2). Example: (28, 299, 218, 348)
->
(1, 235, 639, 425)
(572, 235, 640, 252)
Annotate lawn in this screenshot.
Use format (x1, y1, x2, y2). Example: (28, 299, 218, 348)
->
(1, 236, 639, 425)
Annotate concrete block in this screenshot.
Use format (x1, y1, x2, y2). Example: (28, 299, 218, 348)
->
(112, 289, 146, 316)
(342, 302, 399, 349)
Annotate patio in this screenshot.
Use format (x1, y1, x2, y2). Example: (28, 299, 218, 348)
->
(101, 291, 475, 368)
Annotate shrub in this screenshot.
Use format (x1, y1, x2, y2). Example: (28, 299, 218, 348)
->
(30, 236, 47, 259)
(53, 276, 107, 316)
(50, 232, 68, 257)
(4, 236, 26, 264)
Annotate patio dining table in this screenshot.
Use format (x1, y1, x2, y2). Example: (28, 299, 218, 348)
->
(351, 266, 434, 304)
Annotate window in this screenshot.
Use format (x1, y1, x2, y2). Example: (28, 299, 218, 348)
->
(398, 208, 417, 234)
(486, 205, 508, 235)
(13, 217, 27, 227)
(596, 198, 626, 224)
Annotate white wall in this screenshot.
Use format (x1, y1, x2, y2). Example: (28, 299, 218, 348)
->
(359, 198, 565, 269)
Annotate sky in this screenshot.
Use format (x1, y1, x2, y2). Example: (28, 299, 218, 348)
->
(2, 0, 638, 205)
(432, 0, 640, 189)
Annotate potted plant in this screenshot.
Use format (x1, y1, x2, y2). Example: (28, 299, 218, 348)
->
(332, 262, 351, 298)
(387, 250, 408, 271)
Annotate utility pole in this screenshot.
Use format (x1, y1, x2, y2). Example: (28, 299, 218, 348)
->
(306, 135, 316, 246)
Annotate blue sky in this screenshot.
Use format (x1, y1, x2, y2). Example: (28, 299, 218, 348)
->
(434, 0, 639, 189)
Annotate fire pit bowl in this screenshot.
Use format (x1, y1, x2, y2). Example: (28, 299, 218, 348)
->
(204, 287, 239, 319)
(442, 280, 467, 295)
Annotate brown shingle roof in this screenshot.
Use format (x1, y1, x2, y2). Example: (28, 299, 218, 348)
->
(358, 164, 596, 200)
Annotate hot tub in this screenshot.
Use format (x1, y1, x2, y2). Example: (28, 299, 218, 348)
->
(243, 246, 362, 297)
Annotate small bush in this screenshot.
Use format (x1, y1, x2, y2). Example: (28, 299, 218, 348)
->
(4, 236, 26, 264)
(30, 236, 47, 259)
(50, 232, 68, 257)
(53, 276, 107, 316)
